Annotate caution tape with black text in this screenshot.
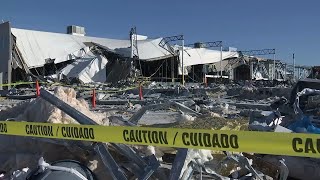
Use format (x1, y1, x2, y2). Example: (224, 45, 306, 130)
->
(0, 121, 319, 158)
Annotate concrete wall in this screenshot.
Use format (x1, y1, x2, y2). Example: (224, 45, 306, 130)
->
(0, 22, 12, 89)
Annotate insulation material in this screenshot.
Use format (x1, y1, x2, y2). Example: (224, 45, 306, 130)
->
(0, 87, 108, 177)
(180, 149, 213, 178)
(16, 87, 107, 124)
(60, 54, 108, 84)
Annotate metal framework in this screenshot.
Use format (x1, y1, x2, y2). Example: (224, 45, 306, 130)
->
(158, 35, 185, 85)
(184, 41, 224, 79)
(286, 64, 312, 80)
(130, 27, 139, 58)
(185, 41, 222, 48)
(225, 49, 277, 80)
(238, 49, 275, 56)
(158, 35, 184, 55)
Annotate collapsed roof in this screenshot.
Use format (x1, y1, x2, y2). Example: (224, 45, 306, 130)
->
(11, 28, 239, 69)
(11, 28, 174, 68)
(179, 46, 238, 67)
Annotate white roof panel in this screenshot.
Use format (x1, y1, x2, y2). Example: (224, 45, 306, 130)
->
(180, 47, 239, 66)
(11, 28, 130, 68)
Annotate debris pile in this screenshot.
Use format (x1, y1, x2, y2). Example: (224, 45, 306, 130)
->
(0, 78, 318, 179)
(0, 87, 111, 179)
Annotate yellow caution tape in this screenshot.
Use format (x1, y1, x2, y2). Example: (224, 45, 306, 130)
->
(0, 81, 141, 93)
(0, 121, 319, 158)
(0, 81, 35, 87)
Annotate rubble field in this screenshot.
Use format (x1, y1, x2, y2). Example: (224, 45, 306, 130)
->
(0, 80, 319, 180)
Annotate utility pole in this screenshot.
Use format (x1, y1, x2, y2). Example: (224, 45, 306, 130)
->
(130, 29, 134, 59)
(293, 53, 295, 80)
(273, 53, 276, 80)
(220, 45, 223, 78)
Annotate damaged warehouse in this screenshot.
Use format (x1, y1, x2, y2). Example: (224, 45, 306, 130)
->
(0, 22, 241, 87)
(0, 21, 313, 88)
(0, 19, 319, 180)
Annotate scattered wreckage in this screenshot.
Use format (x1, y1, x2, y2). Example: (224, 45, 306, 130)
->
(0, 78, 318, 180)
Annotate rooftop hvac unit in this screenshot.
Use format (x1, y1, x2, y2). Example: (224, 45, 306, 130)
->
(67, 25, 85, 36)
(194, 42, 205, 48)
(223, 47, 237, 52)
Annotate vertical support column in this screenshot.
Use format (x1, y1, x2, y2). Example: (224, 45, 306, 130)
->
(273, 53, 276, 80)
(220, 45, 223, 78)
(284, 63, 287, 81)
(181, 36, 185, 86)
(192, 66, 195, 83)
(8, 38, 12, 89)
(130, 30, 134, 59)
(250, 60, 253, 79)
(171, 57, 175, 83)
(293, 53, 295, 80)
(165, 59, 168, 83)
(0, 73, 2, 90)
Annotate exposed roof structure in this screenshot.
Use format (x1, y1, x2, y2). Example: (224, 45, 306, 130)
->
(59, 53, 108, 83)
(11, 28, 239, 69)
(11, 28, 173, 68)
(12, 28, 129, 68)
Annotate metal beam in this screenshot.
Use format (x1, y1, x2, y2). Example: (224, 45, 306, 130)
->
(238, 49, 275, 57)
(169, 148, 189, 180)
(158, 35, 184, 55)
(39, 89, 128, 180)
(40, 89, 160, 180)
(39, 89, 97, 125)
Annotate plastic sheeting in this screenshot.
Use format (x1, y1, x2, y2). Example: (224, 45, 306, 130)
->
(288, 88, 320, 133)
(60, 54, 108, 83)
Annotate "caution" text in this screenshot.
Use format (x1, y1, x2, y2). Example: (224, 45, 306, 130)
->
(123, 130, 168, 144)
(292, 138, 320, 154)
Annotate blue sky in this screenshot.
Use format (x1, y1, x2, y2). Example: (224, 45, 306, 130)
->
(1, 0, 319, 66)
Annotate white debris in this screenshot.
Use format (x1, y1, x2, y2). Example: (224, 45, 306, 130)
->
(10, 167, 30, 180)
(178, 111, 196, 122)
(180, 149, 213, 178)
(133, 104, 142, 110)
(0, 87, 108, 176)
(15, 87, 107, 125)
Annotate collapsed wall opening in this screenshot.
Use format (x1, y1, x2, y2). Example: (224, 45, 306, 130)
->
(189, 64, 205, 83)
(234, 64, 250, 80)
(138, 57, 179, 82)
(105, 59, 132, 83)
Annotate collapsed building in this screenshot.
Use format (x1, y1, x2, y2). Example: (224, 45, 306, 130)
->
(0, 22, 314, 90)
(0, 22, 239, 88)
(0, 21, 319, 180)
